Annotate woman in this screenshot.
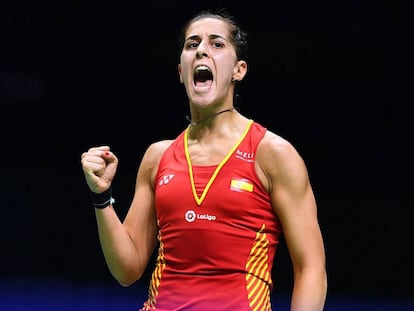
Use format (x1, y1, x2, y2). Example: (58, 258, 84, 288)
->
(81, 9, 327, 311)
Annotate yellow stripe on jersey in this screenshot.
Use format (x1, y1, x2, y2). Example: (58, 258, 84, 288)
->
(245, 224, 272, 311)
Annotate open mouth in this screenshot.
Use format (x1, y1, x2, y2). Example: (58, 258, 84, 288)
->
(194, 65, 213, 88)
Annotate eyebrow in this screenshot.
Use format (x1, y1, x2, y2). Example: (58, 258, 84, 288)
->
(185, 34, 228, 42)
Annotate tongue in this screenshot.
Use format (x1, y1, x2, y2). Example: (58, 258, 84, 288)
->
(195, 80, 213, 88)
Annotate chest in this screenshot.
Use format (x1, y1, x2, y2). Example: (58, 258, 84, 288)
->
(187, 138, 237, 165)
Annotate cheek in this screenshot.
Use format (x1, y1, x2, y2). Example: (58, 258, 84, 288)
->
(217, 65, 236, 83)
(216, 55, 238, 77)
(179, 56, 192, 79)
(179, 68, 191, 83)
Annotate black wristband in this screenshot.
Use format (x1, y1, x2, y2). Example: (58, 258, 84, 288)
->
(91, 188, 115, 209)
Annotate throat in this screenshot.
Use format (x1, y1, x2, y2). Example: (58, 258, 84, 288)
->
(186, 108, 234, 127)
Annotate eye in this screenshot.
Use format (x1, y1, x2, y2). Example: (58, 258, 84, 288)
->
(186, 41, 199, 49)
(212, 41, 224, 48)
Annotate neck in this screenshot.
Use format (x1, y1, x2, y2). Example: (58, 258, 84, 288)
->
(186, 107, 234, 126)
(186, 108, 234, 127)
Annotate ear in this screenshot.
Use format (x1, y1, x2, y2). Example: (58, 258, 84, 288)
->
(178, 64, 183, 83)
(232, 60, 247, 81)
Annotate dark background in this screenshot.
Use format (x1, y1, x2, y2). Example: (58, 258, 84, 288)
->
(1, 0, 412, 309)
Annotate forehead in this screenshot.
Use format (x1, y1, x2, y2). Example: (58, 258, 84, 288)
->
(185, 17, 230, 39)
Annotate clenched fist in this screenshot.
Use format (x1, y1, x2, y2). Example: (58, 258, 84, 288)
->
(81, 146, 119, 193)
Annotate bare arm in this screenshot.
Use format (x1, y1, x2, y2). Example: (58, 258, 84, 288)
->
(81, 141, 171, 286)
(257, 133, 327, 311)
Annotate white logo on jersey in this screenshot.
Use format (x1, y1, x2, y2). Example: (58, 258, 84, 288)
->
(235, 149, 254, 162)
(185, 210, 196, 222)
(158, 174, 175, 186)
(185, 210, 217, 223)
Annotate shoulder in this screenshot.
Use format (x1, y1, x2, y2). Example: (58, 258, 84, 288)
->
(257, 130, 302, 164)
(135, 139, 175, 185)
(256, 130, 309, 190)
(142, 139, 175, 166)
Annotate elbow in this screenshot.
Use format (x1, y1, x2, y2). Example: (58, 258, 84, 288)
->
(118, 279, 136, 288)
(117, 276, 134, 287)
(116, 272, 143, 287)
(112, 268, 144, 287)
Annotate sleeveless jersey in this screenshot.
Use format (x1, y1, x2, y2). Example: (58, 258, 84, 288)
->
(140, 120, 282, 311)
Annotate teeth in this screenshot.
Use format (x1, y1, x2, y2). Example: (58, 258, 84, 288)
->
(195, 65, 210, 72)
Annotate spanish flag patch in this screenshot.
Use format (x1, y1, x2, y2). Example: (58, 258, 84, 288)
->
(230, 178, 253, 192)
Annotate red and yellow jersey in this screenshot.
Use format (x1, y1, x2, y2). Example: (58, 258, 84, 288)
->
(140, 120, 282, 311)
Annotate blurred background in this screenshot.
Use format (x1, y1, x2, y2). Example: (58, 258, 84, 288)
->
(1, 0, 412, 310)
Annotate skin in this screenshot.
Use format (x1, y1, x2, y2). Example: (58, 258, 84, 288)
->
(81, 16, 327, 311)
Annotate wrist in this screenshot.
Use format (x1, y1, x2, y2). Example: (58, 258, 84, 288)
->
(90, 188, 115, 209)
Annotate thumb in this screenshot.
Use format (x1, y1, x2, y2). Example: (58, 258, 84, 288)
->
(101, 150, 119, 182)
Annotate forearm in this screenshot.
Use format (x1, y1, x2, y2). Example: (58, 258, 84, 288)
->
(290, 268, 327, 311)
(95, 207, 145, 286)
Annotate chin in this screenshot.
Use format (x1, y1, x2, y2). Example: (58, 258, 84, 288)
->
(190, 94, 216, 107)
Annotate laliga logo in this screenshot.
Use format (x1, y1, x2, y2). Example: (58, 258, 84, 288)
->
(185, 210, 217, 223)
(185, 210, 196, 223)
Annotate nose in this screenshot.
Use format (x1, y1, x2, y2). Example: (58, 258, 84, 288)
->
(196, 50, 208, 58)
(196, 41, 208, 58)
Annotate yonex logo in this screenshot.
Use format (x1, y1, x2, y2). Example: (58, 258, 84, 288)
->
(158, 174, 175, 186)
(185, 210, 217, 223)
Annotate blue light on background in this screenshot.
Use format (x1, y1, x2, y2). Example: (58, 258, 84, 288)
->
(1, 277, 413, 311)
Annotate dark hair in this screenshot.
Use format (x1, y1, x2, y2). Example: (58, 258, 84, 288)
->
(177, 9, 248, 61)
(178, 9, 248, 106)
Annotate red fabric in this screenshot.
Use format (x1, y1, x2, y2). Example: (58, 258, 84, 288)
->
(141, 121, 282, 311)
